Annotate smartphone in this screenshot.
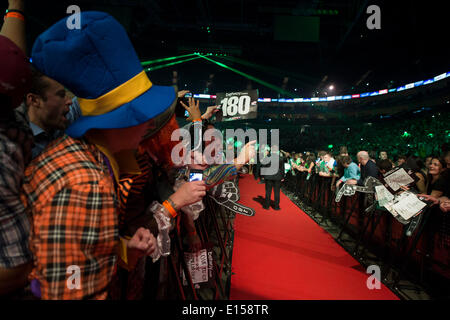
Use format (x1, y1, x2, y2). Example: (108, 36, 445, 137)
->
(189, 169, 203, 182)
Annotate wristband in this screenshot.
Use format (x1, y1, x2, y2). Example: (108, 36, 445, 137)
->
(163, 200, 177, 218)
(4, 11, 25, 21)
(192, 118, 202, 122)
(167, 197, 179, 212)
(5, 9, 25, 15)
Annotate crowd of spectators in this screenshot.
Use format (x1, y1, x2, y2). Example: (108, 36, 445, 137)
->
(281, 144, 450, 213)
(1, 0, 448, 300)
(279, 111, 449, 159)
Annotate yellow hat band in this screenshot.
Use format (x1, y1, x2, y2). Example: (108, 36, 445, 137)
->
(77, 70, 152, 116)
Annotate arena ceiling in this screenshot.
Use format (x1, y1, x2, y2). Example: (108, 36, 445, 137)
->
(18, 0, 450, 98)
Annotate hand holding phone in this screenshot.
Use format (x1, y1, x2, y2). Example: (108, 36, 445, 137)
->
(189, 169, 204, 182)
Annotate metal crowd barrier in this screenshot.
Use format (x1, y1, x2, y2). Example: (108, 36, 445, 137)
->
(284, 171, 450, 298)
(162, 183, 237, 300)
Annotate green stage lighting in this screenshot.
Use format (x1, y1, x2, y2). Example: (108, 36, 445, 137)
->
(217, 55, 315, 84)
(141, 53, 196, 67)
(145, 56, 202, 72)
(197, 54, 297, 98)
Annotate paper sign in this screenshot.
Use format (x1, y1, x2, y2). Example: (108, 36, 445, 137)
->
(375, 185, 394, 207)
(181, 249, 209, 286)
(391, 192, 426, 220)
(215, 89, 258, 121)
(383, 168, 415, 192)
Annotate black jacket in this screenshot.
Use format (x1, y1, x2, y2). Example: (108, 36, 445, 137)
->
(357, 159, 379, 186)
(261, 153, 285, 181)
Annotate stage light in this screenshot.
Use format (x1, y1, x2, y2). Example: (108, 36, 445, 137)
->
(329, 85, 334, 90)
(141, 53, 197, 67)
(197, 54, 296, 97)
(328, 144, 333, 149)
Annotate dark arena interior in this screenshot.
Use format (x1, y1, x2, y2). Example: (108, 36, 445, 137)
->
(0, 0, 449, 310)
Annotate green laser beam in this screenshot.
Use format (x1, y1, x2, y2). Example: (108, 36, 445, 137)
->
(141, 53, 197, 67)
(145, 55, 203, 72)
(217, 54, 316, 84)
(197, 54, 297, 98)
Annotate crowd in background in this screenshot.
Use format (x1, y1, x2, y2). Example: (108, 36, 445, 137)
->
(1, 0, 448, 301)
(279, 111, 449, 159)
(278, 145, 450, 213)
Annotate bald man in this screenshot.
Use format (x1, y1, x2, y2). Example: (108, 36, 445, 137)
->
(356, 151, 379, 186)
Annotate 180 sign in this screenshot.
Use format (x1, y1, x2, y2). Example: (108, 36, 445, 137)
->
(220, 95, 251, 117)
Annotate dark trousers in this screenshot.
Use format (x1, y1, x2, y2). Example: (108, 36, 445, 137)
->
(265, 179, 281, 207)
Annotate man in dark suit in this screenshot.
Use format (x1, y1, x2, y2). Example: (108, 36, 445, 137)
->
(261, 145, 285, 210)
(356, 151, 379, 186)
(255, 146, 269, 184)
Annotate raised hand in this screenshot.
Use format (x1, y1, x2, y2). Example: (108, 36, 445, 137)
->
(201, 105, 220, 120)
(180, 97, 201, 121)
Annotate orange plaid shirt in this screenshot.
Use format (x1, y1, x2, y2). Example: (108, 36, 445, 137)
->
(22, 135, 118, 300)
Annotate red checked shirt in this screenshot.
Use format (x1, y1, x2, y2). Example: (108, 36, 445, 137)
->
(21, 135, 119, 300)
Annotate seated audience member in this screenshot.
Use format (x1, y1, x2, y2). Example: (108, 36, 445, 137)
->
(377, 159, 393, 175)
(379, 150, 388, 161)
(368, 150, 377, 162)
(426, 157, 449, 199)
(424, 156, 432, 174)
(336, 155, 361, 189)
(405, 155, 427, 194)
(444, 151, 450, 169)
(339, 146, 349, 157)
(397, 154, 407, 168)
(0, 0, 34, 297)
(356, 151, 379, 186)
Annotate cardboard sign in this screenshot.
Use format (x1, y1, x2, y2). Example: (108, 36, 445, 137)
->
(215, 89, 258, 121)
(181, 248, 215, 289)
(382, 167, 417, 193)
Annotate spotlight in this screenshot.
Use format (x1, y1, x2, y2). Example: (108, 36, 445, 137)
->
(329, 85, 334, 90)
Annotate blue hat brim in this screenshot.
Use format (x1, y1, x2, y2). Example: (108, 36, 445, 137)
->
(66, 84, 177, 138)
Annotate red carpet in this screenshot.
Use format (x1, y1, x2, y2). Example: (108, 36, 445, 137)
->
(229, 175, 399, 300)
